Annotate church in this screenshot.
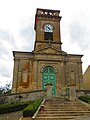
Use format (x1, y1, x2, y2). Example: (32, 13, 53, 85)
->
(12, 8, 83, 96)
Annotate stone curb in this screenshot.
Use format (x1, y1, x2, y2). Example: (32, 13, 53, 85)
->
(77, 98, 90, 108)
(32, 98, 45, 119)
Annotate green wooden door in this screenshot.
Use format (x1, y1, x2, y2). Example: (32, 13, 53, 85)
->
(42, 66, 56, 96)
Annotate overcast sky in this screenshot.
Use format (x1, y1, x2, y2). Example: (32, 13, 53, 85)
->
(0, 0, 90, 87)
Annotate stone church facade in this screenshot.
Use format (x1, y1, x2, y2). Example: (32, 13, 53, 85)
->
(12, 8, 83, 96)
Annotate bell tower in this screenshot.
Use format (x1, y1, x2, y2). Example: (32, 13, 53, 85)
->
(34, 8, 62, 51)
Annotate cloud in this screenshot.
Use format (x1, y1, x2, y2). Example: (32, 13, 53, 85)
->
(0, 60, 13, 77)
(0, 75, 12, 87)
(69, 21, 90, 73)
(69, 22, 90, 51)
(19, 18, 35, 51)
(0, 30, 17, 59)
(0, 0, 90, 87)
(0, 16, 35, 87)
(82, 48, 90, 73)
(0, 17, 35, 86)
(0, 30, 15, 86)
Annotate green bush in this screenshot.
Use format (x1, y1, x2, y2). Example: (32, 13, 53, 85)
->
(23, 99, 42, 117)
(78, 96, 90, 103)
(0, 101, 31, 114)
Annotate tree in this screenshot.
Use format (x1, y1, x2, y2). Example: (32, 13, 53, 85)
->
(0, 83, 11, 94)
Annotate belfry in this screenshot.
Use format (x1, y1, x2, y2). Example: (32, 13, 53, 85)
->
(12, 8, 83, 97)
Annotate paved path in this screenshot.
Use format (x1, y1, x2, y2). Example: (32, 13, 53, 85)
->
(0, 111, 22, 120)
(75, 116, 90, 120)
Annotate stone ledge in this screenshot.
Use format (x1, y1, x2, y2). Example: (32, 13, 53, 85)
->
(32, 98, 45, 119)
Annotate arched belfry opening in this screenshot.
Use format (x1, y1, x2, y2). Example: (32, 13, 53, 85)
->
(44, 23, 53, 41)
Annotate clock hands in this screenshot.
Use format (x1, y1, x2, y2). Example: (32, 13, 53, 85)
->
(46, 26, 51, 30)
(44, 24, 53, 32)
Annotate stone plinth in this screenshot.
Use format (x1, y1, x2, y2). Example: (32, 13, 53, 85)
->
(68, 85, 76, 101)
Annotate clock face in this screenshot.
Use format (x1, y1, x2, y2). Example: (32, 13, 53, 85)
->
(44, 24, 53, 32)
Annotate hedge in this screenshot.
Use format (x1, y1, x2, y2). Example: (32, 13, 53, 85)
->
(0, 101, 31, 114)
(78, 96, 90, 103)
(23, 99, 42, 117)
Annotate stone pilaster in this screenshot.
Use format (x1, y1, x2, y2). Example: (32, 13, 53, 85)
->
(17, 71, 22, 86)
(60, 62, 66, 86)
(78, 63, 83, 90)
(12, 59, 19, 93)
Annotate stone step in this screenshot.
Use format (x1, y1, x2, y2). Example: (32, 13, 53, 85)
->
(44, 105, 88, 108)
(45, 103, 86, 105)
(45, 100, 82, 103)
(44, 108, 89, 111)
(38, 111, 90, 113)
(45, 101, 82, 103)
(44, 106, 89, 109)
(45, 101, 78, 103)
(44, 102, 88, 106)
(38, 113, 90, 116)
(44, 104, 89, 107)
(35, 116, 80, 120)
(44, 109, 90, 111)
(34, 98, 90, 120)
(45, 103, 85, 106)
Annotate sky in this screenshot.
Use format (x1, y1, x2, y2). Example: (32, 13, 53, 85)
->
(0, 0, 90, 87)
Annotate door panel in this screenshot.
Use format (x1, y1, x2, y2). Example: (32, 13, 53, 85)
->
(42, 66, 56, 96)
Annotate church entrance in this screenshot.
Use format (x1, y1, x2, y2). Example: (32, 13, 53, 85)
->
(42, 66, 56, 96)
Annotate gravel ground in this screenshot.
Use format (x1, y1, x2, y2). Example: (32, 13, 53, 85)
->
(0, 111, 22, 120)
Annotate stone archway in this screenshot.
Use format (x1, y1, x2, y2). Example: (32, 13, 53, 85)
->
(42, 66, 56, 96)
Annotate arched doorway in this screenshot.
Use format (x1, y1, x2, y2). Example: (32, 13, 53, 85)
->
(42, 66, 56, 96)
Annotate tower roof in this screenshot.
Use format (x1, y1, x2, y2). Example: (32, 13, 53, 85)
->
(36, 8, 60, 16)
(34, 8, 61, 30)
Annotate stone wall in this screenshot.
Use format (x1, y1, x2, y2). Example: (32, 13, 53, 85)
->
(0, 90, 46, 105)
(83, 65, 90, 90)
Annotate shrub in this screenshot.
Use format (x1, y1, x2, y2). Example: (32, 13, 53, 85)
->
(78, 96, 90, 103)
(23, 99, 42, 117)
(0, 101, 31, 114)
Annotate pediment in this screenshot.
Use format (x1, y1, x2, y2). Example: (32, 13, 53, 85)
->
(34, 46, 67, 55)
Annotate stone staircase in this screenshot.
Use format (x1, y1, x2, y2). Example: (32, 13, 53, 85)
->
(34, 97, 90, 120)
